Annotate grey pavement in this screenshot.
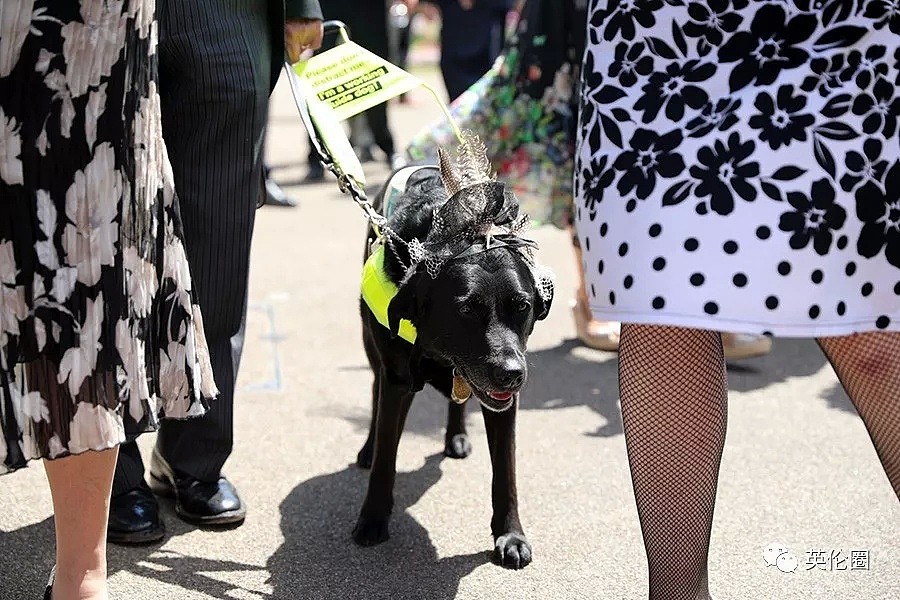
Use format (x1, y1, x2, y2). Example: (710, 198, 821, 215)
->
(1, 68, 898, 600)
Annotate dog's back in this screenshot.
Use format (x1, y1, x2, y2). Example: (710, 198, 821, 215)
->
(366, 166, 446, 283)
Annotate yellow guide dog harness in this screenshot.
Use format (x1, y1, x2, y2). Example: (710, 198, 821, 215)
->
(360, 165, 439, 344)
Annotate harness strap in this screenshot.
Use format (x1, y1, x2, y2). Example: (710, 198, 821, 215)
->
(383, 165, 439, 219)
(361, 165, 438, 345)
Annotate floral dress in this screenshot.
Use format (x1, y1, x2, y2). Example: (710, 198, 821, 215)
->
(575, 0, 900, 336)
(0, 0, 216, 473)
(406, 0, 588, 229)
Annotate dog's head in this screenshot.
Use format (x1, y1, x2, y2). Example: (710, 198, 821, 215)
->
(382, 136, 554, 411)
(388, 243, 552, 411)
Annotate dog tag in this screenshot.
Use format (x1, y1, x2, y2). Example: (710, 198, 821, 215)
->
(451, 375, 471, 404)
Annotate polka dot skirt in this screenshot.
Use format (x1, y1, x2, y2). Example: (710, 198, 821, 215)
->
(575, 0, 900, 337)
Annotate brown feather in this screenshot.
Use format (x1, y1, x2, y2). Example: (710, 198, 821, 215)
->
(438, 147, 461, 197)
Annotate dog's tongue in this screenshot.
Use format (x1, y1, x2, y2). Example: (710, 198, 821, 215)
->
(489, 391, 514, 401)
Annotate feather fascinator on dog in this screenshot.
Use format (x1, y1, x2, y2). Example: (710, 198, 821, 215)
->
(403, 132, 555, 304)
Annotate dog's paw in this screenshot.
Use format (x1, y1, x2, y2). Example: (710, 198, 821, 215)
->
(493, 533, 532, 570)
(352, 516, 390, 547)
(444, 433, 472, 459)
(356, 444, 374, 469)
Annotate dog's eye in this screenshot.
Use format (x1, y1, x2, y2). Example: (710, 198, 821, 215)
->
(514, 299, 531, 312)
(459, 303, 473, 315)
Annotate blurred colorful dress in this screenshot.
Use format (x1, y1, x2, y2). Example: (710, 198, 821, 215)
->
(407, 0, 588, 229)
(0, 0, 216, 473)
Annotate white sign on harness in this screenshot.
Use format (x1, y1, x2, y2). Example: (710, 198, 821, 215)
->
(295, 41, 422, 122)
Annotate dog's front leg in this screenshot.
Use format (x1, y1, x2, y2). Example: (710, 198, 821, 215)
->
(356, 376, 380, 469)
(481, 398, 532, 569)
(352, 371, 414, 547)
(444, 400, 472, 459)
(431, 374, 472, 459)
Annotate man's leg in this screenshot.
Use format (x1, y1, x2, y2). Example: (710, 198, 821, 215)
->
(151, 0, 271, 520)
(109, 0, 271, 536)
(108, 438, 163, 544)
(303, 135, 326, 182)
(365, 104, 399, 169)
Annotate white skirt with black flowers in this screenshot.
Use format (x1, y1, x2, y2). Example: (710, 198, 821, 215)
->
(574, 0, 900, 337)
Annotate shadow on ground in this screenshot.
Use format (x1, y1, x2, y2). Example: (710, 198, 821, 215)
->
(0, 519, 55, 599)
(0, 509, 271, 599)
(1, 455, 481, 600)
(340, 336, 835, 444)
(821, 381, 856, 414)
(0, 340, 843, 599)
(725, 337, 829, 393)
(266, 453, 485, 600)
(109, 546, 271, 599)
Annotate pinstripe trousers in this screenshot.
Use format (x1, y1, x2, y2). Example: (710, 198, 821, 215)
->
(114, 0, 272, 491)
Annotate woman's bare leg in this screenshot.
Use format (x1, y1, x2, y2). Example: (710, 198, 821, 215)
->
(572, 229, 590, 312)
(44, 448, 117, 600)
(27, 358, 119, 600)
(571, 228, 620, 350)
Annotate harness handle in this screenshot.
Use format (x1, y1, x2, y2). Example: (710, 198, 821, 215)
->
(283, 21, 462, 232)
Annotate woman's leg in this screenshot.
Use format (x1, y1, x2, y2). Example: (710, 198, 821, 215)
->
(44, 448, 117, 600)
(571, 228, 590, 313)
(618, 324, 728, 600)
(27, 358, 119, 600)
(571, 229, 620, 350)
(817, 332, 900, 498)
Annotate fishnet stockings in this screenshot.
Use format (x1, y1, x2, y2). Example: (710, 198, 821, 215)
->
(618, 326, 900, 600)
(619, 325, 726, 600)
(818, 332, 900, 498)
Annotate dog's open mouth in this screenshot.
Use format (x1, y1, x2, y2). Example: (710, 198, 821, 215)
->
(454, 367, 520, 413)
(472, 386, 518, 413)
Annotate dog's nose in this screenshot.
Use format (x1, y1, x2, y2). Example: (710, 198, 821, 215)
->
(492, 360, 525, 390)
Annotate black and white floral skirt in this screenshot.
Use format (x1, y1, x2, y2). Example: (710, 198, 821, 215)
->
(0, 0, 217, 473)
(575, 0, 900, 336)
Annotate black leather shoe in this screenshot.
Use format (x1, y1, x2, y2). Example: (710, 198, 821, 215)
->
(149, 453, 245, 526)
(107, 482, 165, 545)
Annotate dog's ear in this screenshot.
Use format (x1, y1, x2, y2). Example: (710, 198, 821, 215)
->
(534, 290, 552, 321)
(533, 273, 554, 322)
(388, 267, 425, 337)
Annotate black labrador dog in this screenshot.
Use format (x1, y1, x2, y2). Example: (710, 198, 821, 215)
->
(353, 151, 552, 569)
